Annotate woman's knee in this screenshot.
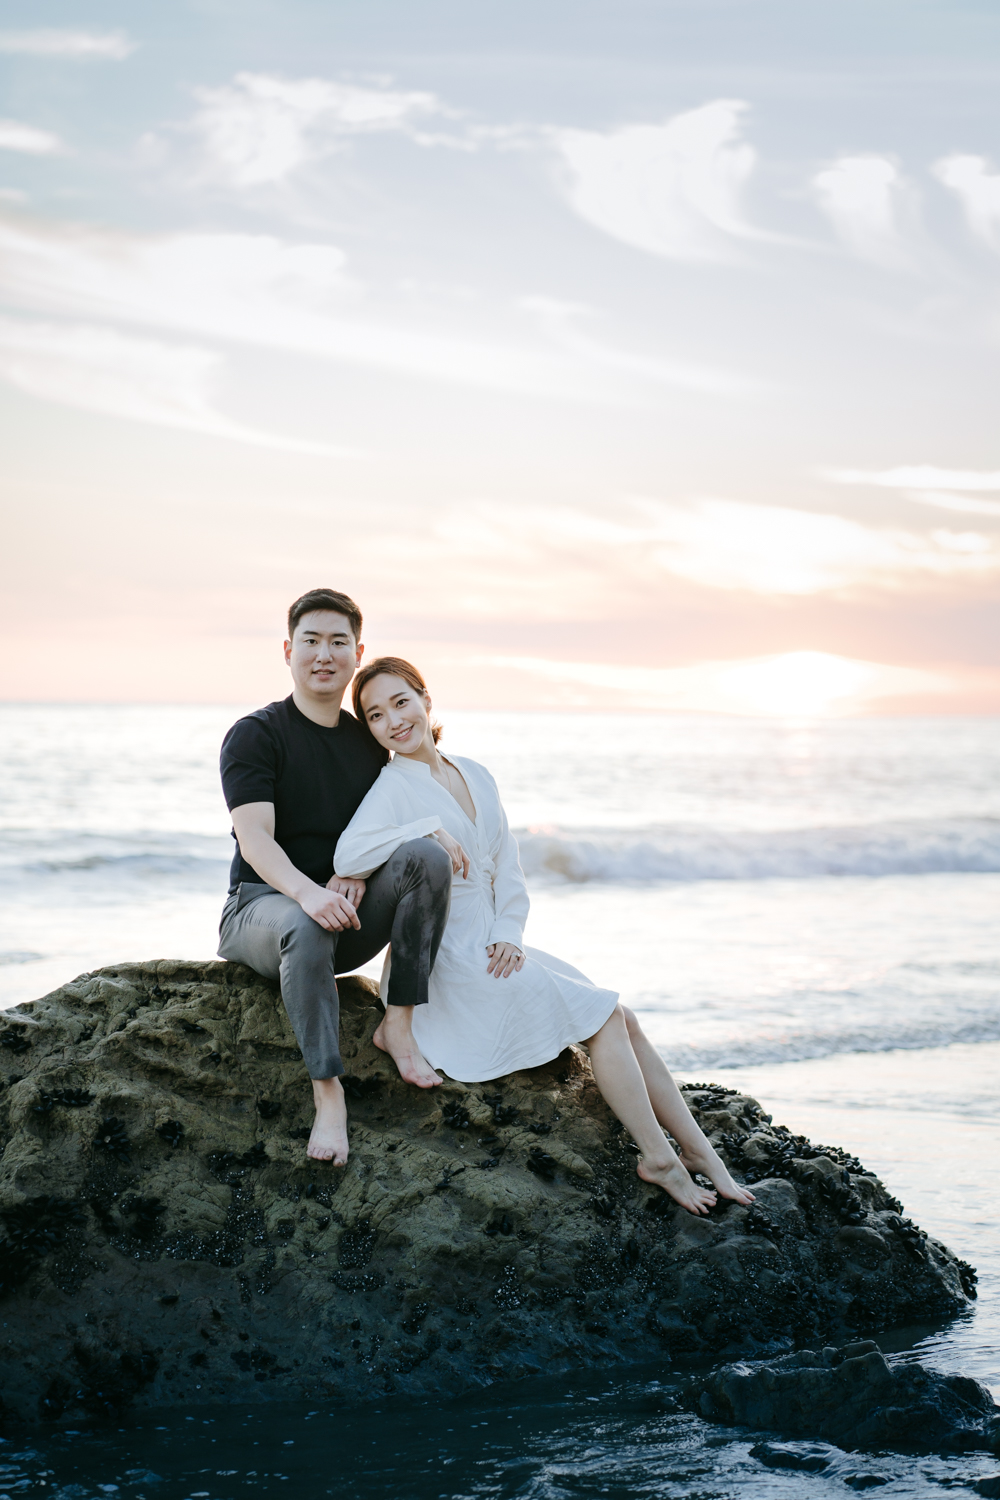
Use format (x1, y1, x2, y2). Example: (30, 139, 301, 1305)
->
(620, 1004, 641, 1039)
(397, 836, 451, 888)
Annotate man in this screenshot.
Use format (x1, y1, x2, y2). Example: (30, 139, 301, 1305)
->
(217, 587, 459, 1164)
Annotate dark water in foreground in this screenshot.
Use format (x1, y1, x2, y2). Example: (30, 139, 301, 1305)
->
(4, 1359, 998, 1500)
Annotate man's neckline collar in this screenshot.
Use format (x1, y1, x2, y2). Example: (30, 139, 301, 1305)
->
(287, 693, 352, 732)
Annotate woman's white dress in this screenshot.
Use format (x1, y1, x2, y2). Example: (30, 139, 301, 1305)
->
(334, 754, 618, 1083)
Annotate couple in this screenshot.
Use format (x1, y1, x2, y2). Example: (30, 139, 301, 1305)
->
(218, 587, 752, 1217)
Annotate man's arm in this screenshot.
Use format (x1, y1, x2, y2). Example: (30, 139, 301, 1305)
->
(230, 803, 361, 932)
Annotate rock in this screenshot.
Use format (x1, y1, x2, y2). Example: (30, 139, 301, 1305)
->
(750, 1440, 837, 1471)
(685, 1340, 998, 1454)
(0, 962, 978, 1422)
(749, 1441, 891, 1487)
(975, 1476, 1000, 1498)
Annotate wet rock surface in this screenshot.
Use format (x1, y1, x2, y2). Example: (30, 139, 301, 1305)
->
(0, 960, 977, 1423)
(685, 1340, 1000, 1454)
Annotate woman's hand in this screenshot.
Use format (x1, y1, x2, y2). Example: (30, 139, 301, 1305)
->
(326, 873, 367, 909)
(486, 942, 524, 979)
(433, 829, 470, 879)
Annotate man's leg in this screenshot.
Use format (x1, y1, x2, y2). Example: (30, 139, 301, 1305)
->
(334, 837, 452, 1088)
(218, 885, 349, 1162)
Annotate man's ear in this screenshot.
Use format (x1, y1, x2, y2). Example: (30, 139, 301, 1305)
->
(283, 638, 292, 666)
(355, 642, 365, 667)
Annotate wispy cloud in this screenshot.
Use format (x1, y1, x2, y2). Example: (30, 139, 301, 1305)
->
(0, 316, 350, 453)
(611, 497, 996, 594)
(826, 464, 1000, 518)
(0, 213, 746, 401)
(827, 465, 1000, 490)
(518, 296, 757, 395)
(933, 155, 1000, 252)
(476, 650, 951, 716)
(0, 120, 64, 155)
(192, 72, 446, 185)
(0, 29, 135, 59)
(812, 155, 913, 267)
(550, 100, 769, 263)
(344, 497, 998, 615)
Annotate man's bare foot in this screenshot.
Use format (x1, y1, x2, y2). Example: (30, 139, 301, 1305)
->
(308, 1076, 349, 1164)
(678, 1142, 755, 1205)
(637, 1155, 718, 1216)
(373, 1006, 441, 1088)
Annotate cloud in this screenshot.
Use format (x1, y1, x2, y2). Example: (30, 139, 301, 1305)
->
(478, 650, 951, 716)
(345, 496, 998, 613)
(0, 29, 134, 59)
(192, 72, 445, 185)
(826, 464, 1000, 518)
(0, 120, 63, 155)
(612, 497, 997, 593)
(812, 155, 913, 267)
(827, 465, 1000, 490)
(517, 296, 757, 395)
(933, 155, 1000, 251)
(551, 99, 767, 262)
(0, 213, 722, 401)
(0, 316, 350, 453)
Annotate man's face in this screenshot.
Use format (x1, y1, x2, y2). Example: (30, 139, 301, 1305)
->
(284, 611, 363, 700)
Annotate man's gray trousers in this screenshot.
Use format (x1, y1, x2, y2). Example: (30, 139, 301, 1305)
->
(217, 838, 451, 1079)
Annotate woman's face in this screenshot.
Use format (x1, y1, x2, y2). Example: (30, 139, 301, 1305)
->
(360, 673, 433, 755)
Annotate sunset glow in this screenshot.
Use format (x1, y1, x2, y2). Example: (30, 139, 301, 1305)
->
(0, 3, 998, 714)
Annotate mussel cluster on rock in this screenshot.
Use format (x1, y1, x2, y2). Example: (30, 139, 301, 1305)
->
(0, 960, 977, 1425)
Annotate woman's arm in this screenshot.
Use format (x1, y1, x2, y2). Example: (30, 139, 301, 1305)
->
(486, 773, 530, 949)
(334, 775, 445, 879)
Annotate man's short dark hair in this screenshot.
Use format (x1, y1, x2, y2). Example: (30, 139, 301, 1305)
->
(287, 589, 363, 643)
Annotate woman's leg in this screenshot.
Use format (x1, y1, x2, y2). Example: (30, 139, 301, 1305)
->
(620, 1006, 755, 1205)
(585, 1006, 717, 1215)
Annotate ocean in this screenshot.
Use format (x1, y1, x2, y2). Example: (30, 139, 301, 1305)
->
(1, 703, 998, 1497)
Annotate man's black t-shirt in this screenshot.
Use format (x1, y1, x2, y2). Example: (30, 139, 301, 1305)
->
(220, 696, 388, 891)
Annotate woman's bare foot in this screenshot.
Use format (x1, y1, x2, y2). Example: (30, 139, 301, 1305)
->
(637, 1155, 718, 1216)
(373, 1006, 441, 1088)
(678, 1143, 756, 1205)
(308, 1076, 349, 1164)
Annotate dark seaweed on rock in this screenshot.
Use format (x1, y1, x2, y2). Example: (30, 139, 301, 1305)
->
(0, 959, 978, 1425)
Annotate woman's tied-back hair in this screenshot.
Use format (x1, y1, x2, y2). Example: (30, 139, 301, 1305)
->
(287, 588, 363, 642)
(352, 657, 443, 745)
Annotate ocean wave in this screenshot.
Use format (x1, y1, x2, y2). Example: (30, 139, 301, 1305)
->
(0, 831, 232, 886)
(515, 816, 1000, 884)
(664, 1013, 1000, 1071)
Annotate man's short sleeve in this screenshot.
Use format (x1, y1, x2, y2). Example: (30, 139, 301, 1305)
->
(220, 716, 279, 812)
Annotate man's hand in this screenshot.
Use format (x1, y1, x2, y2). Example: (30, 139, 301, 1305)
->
(486, 942, 524, 978)
(299, 883, 361, 932)
(432, 829, 470, 879)
(326, 872, 367, 910)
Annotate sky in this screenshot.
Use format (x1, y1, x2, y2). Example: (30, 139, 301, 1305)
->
(1, 0, 1000, 716)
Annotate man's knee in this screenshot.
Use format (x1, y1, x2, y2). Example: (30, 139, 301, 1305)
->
(395, 836, 452, 889)
(281, 902, 335, 953)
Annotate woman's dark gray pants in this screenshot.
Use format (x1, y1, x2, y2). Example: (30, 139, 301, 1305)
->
(217, 838, 452, 1080)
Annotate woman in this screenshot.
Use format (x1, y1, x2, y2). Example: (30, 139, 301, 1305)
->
(335, 658, 753, 1216)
